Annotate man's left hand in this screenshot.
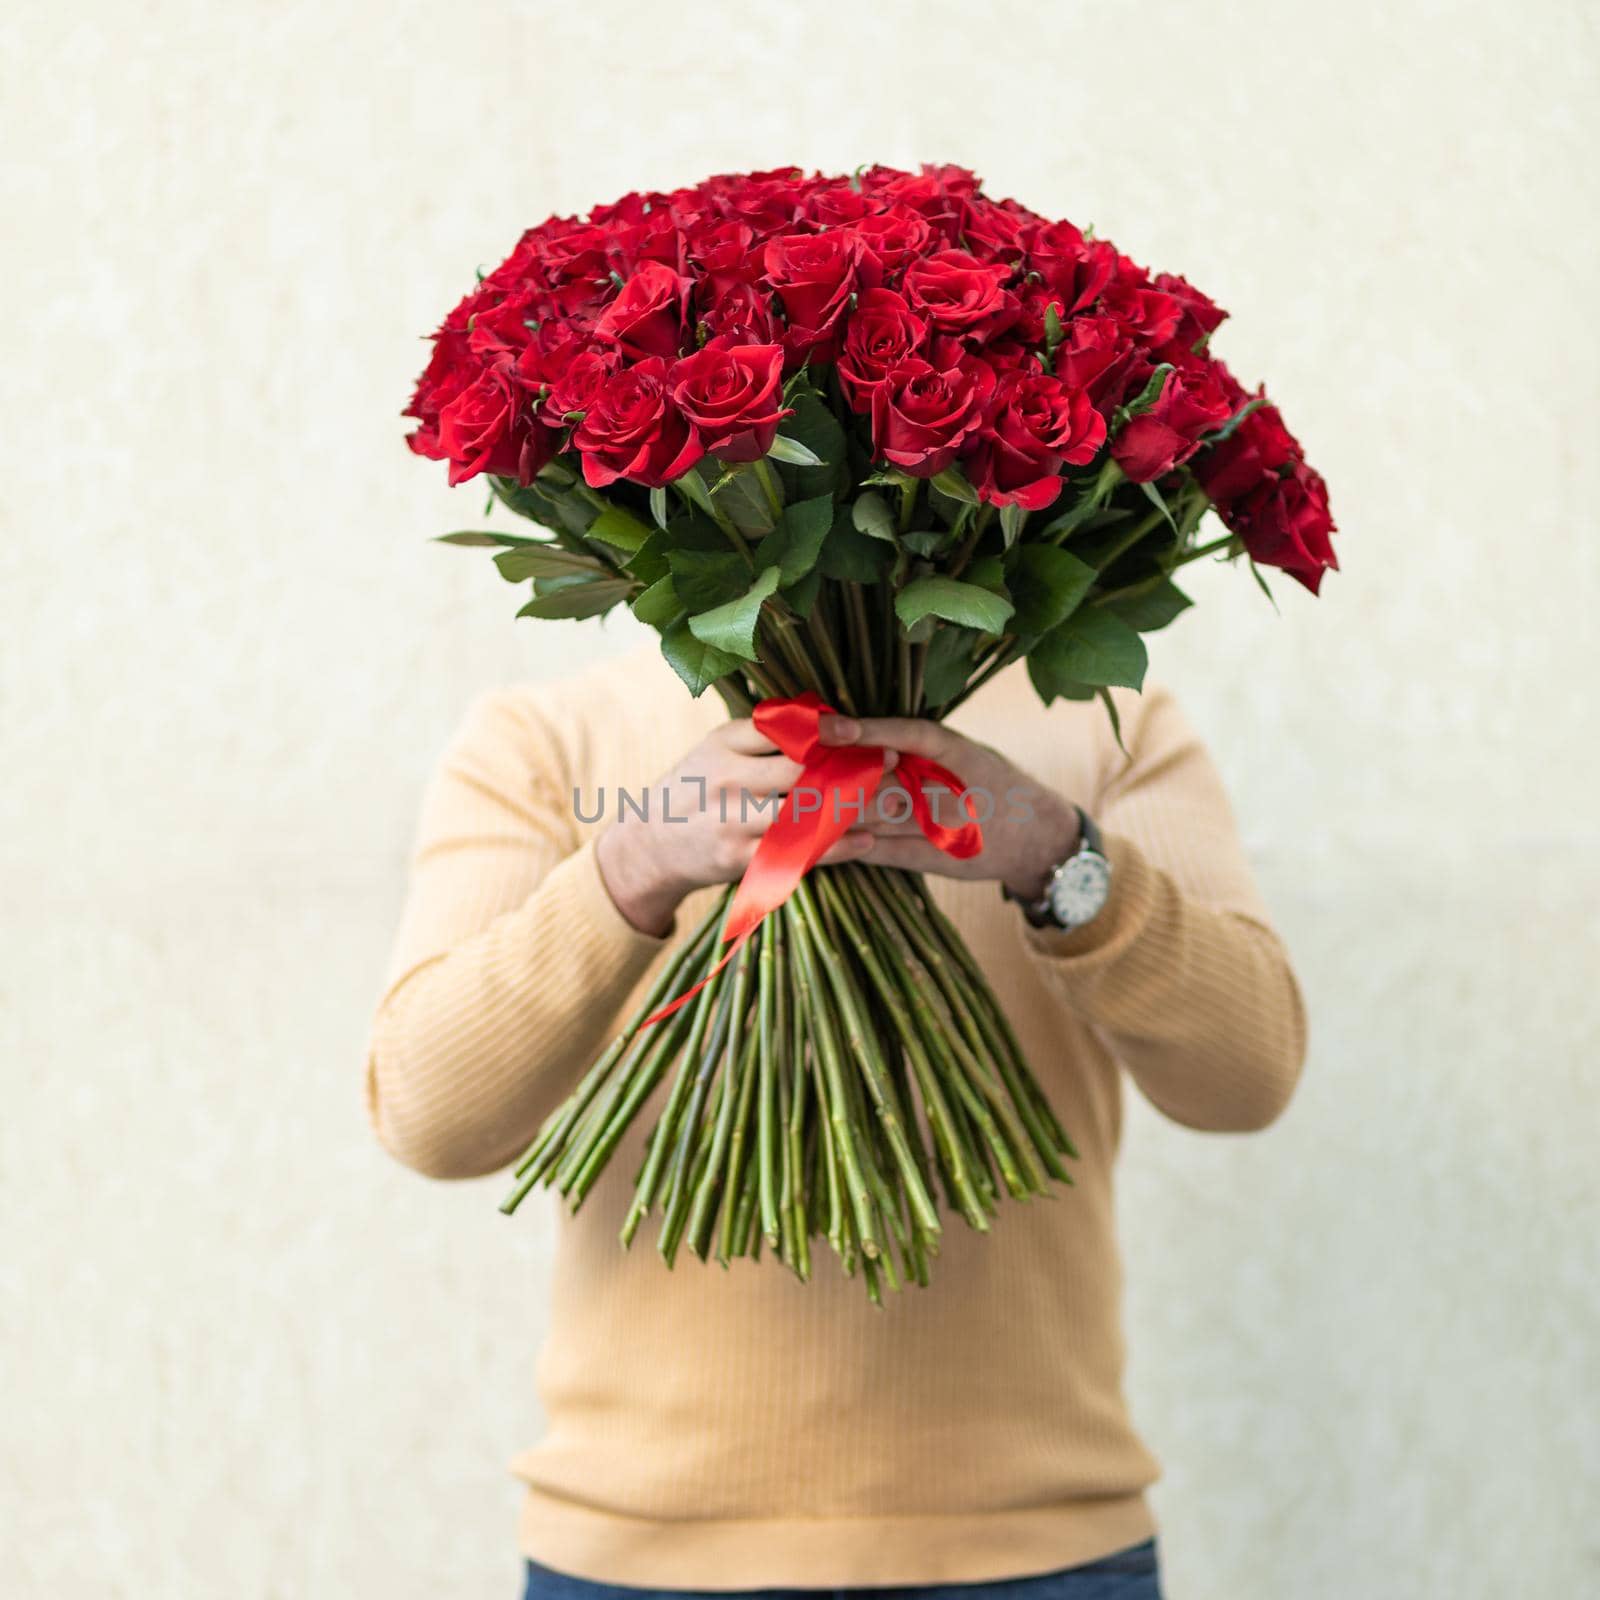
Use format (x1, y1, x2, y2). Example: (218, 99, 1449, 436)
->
(818, 714, 1082, 905)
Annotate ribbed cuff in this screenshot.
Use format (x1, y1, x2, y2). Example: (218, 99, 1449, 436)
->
(543, 836, 679, 989)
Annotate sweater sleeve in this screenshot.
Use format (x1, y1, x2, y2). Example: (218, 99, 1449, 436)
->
(363, 689, 673, 1179)
(1020, 685, 1308, 1133)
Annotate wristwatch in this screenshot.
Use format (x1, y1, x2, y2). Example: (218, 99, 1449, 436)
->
(1007, 806, 1113, 932)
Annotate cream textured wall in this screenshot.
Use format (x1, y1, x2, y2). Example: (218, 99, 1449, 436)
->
(4, 2, 1597, 1596)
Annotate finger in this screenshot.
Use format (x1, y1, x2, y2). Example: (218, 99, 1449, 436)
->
(845, 716, 956, 761)
(852, 835, 964, 875)
(717, 717, 781, 756)
(816, 830, 877, 866)
(816, 713, 862, 745)
(857, 779, 922, 835)
(727, 755, 805, 795)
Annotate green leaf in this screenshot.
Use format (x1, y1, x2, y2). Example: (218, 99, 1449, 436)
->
(901, 529, 948, 557)
(534, 458, 577, 488)
(1097, 687, 1129, 756)
(702, 461, 776, 536)
(999, 502, 1027, 548)
(1030, 608, 1148, 692)
(967, 554, 1008, 593)
(1101, 578, 1192, 633)
(1043, 301, 1065, 355)
(623, 529, 670, 586)
(1026, 653, 1098, 704)
(762, 493, 835, 584)
(1248, 557, 1280, 613)
(921, 626, 978, 707)
(784, 568, 823, 618)
(895, 576, 1014, 635)
(1203, 395, 1266, 445)
(817, 512, 892, 583)
(661, 616, 742, 697)
(1039, 460, 1125, 540)
(631, 574, 682, 628)
(767, 435, 822, 466)
(664, 508, 732, 551)
(515, 578, 633, 620)
(435, 529, 538, 548)
(772, 390, 846, 500)
(649, 486, 669, 529)
(493, 545, 606, 583)
(675, 468, 719, 519)
(1114, 363, 1173, 426)
(930, 466, 980, 505)
(585, 504, 653, 554)
(667, 547, 748, 610)
(851, 491, 897, 543)
(687, 565, 782, 660)
(1008, 546, 1097, 637)
(1138, 478, 1179, 533)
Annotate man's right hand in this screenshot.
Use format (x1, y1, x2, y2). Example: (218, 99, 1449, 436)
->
(595, 716, 880, 936)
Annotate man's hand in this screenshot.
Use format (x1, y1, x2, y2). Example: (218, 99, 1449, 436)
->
(596, 718, 877, 936)
(818, 714, 1082, 905)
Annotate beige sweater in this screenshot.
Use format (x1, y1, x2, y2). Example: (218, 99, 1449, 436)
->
(365, 645, 1306, 1588)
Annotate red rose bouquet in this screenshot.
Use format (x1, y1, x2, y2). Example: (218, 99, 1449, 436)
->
(406, 164, 1336, 1301)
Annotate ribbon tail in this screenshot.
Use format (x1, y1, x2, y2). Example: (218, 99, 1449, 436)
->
(639, 928, 752, 1028)
(899, 754, 985, 859)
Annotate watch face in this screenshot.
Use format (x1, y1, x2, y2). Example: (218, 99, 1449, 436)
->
(1049, 851, 1112, 929)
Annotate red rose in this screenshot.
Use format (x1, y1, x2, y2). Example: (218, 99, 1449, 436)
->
(1194, 395, 1299, 504)
(1102, 271, 1184, 348)
(960, 196, 1029, 264)
(870, 350, 996, 477)
(670, 341, 791, 462)
(684, 219, 756, 274)
(708, 173, 806, 237)
(763, 229, 876, 361)
(534, 224, 613, 287)
(1222, 462, 1338, 594)
(1053, 314, 1137, 412)
(465, 291, 543, 359)
(1111, 360, 1234, 482)
(594, 260, 692, 361)
(696, 273, 783, 344)
(801, 186, 874, 227)
(572, 358, 704, 488)
(403, 327, 475, 460)
(541, 348, 619, 425)
(854, 208, 934, 278)
(902, 249, 1017, 339)
(858, 165, 973, 243)
(1027, 220, 1117, 318)
(1152, 271, 1227, 351)
(435, 367, 525, 485)
(969, 372, 1106, 510)
(837, 288, 929, 411)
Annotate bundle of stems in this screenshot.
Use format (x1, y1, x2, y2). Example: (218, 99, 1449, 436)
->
(501, 864, 1074, 1305)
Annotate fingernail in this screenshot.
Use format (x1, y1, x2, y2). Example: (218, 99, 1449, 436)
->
(823, 714, 861, 743)
(883, 749, 900, 771)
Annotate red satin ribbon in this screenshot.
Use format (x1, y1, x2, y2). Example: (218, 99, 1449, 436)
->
(643, 692, 983, 1026)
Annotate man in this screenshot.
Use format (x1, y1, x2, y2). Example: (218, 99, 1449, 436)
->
(365, 642, 1305, 1599)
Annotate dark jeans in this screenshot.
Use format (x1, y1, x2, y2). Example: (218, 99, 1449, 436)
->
(522, 1540, 1163, 1600)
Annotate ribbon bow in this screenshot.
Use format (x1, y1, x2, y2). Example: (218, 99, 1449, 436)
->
(644, 692, 983, 1026)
